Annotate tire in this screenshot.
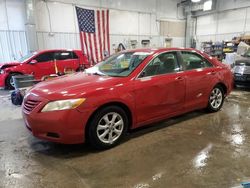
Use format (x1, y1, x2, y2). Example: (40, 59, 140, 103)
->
(206, 85, 225, 112)
(76, 65, 86, 72)
(5, 73, 20, 90)
(87, 106, 128, 150)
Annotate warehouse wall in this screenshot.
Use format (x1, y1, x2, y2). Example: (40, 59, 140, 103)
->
(0, 0, 28, 62)
(196, 0, 250, 49)
(35, 0, 185, 52)
(0, 0, 185, 62)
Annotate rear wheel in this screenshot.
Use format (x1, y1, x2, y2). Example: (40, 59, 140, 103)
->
(5, 73, 20, 90)
(87, 106, 128, 149)
(207, 85, 224, 112)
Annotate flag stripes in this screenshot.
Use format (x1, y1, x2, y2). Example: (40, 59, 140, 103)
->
(75, 6, 110, 65)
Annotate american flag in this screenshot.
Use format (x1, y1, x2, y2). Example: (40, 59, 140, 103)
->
(75, 6, 110, 65)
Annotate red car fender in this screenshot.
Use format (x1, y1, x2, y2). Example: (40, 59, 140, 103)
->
(76, 84, 136, 127)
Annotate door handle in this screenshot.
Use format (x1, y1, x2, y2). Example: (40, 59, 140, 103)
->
(208, 71, 216, 75)
(175, 76, 184, 81)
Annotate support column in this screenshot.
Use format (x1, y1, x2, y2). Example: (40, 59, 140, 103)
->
(185, 13, 195, 48)
(25, 0, 38, 52)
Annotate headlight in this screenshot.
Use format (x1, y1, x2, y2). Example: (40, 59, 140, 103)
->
(41, 98, 86, 112)
(0, 69, 4, 74)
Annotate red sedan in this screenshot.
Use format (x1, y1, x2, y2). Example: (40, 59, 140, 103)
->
(22, 48, 233, 149)
(0, 49, 89, 89)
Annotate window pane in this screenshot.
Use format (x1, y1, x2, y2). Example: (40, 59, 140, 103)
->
(53, 51, 78, 61)
(142, 52, 179, 77)
(204, 59, 213, 67)
(71, 52, 78, 59)
(181, 52, 212, 70)
(35, 52, 55, 62)
(97, 51, 150, 77)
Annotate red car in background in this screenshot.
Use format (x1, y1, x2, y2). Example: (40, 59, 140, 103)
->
(22, 48, 233, 149)
(0, 49, 89, 89)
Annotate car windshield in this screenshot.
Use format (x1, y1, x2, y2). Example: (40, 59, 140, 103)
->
(243, 49, 250, 57)
(95, 51, 151, 77)
(18, 52, 37, 63)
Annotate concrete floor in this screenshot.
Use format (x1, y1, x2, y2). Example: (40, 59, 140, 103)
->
(0, 89, 250, 188)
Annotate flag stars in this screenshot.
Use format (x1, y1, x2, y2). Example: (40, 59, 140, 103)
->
(76, 7, 95, 33)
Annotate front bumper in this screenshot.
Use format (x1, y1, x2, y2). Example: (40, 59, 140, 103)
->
(0, 73, 8, 88)
(22, 95, 93, 144)
(234, 73, 250, 86)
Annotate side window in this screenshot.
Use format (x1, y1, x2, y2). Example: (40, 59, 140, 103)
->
(71, 52, 79, 59)
(54, 51, 78, 61)
(181, 52, 213, 70)
(140, 52, 180, 77)
(34, 52, 55, 63)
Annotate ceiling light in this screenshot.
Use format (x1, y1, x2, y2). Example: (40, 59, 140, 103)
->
(191, 0, 201, 3)
(203, 0, 212, 11)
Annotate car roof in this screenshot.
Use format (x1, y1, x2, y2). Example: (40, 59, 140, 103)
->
(36, 49, 82, 53)
(36, 48, 204, 57)
(122, 47, 201, 54)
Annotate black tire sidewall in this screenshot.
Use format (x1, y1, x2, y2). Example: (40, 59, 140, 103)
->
(5, 73, 19, 90)
(88, 106, 128, 150)
(207, 85, 225, 112)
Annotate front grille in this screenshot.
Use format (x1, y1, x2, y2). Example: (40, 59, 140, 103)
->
(244, 66, 250, 74)
(23, 100, 40, 112)
(234, 65, 250, 74)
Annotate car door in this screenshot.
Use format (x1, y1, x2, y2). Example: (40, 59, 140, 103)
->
(179, 51, 215, 110)
(54, 51, 80, 73)
(29, 52, 56, 79)
(134, 51, 186, 125)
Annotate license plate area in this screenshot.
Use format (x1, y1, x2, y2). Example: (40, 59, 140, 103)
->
(235, 74, 247, 81)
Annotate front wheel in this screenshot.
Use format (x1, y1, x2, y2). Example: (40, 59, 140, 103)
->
(87, 106, 128, 150)
(207, 85, 225, 112)
(5, 73, 20, 90)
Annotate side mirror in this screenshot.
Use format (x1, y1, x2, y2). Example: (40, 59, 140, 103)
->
(30, 60, 37, 65)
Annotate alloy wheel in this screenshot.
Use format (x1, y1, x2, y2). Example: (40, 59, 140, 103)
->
(96, 112, 124, 144)
(209, 88, 223, 109)
(10, 77, 15, 88)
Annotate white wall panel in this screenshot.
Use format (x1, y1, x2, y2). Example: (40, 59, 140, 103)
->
(196, 14, 217, 35)
(35, 1, 51, 32)
(156, 0, 179, 20)
(138, 13, 159, 36)
(50, 0, 156, 13)
(0, 0, 8, 30)
(110, 10, 139, 35)
(0, 0, 26, 62)
(217, 0, 250, 11)
(6, 0, 25, 30)
(217, 9, 246, 34)
(172, 37, 185, 47)
(0, 31, 28, 62)
(244, 7, 250, 31)
(37, 32, 80, 50)
(0, 0, 25, 30)
(139, 13, 151, 35)
(105, 0, 156, 13)
(151, 14, 159, 35)
(47, 2, 77, 33)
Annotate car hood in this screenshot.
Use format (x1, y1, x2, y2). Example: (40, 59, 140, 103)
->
(28, 72, 124, 100)
(0, 61, 21, 69)
(235, 56, 250, 66)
